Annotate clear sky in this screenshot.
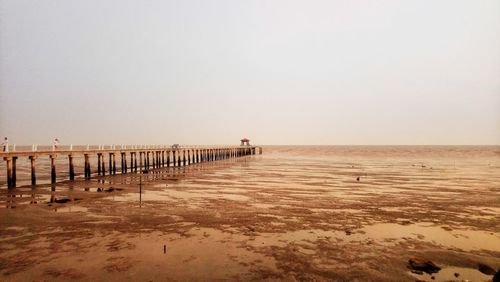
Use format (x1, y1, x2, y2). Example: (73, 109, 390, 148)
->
(1, 0, 499, 145)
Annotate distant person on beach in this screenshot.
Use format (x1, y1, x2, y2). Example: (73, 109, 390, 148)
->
(1, 137, 8, 152)
(53, 138, 60, 149)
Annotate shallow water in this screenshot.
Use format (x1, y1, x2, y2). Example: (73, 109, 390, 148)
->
(1, 146, 499, 281)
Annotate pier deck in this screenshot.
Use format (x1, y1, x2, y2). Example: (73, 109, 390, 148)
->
(1, 145, 262, 188)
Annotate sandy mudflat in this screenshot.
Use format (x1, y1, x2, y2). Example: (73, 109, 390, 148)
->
(1, 146, 499, 281)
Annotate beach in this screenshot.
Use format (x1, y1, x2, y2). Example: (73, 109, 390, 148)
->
(1, 146, 499, 281)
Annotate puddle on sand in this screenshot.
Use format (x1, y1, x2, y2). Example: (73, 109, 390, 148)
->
(246, 222, 500, 253)
(0, 194, 52, 208)
(106, 189, 250, 203)
(53, 206, 88, 213)
(359, 223, 500, 252)
(408, 266, 494, 282)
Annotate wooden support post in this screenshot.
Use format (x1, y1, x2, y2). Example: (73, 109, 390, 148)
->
(151, 151, 154, 169)
(120, 153, 123, 173)
(112, 153, 116, 175)
(150, 151, 152, 169)
(146, 152, 150, 169)
(29, 156, 37, 185)
(130, 153, 134, 173)
(69, 155, 75, 180)
(178, 151, 181, 167)
(122, 152, 127, 173)
(167, 151, 170, 167)
(134, 152, 138, 172)
(84, 154, 90, 179)
(101, 153, 106, 176)
(5, 157, 13, 188)
(161, 151, 165, 167)
(12, 157, 17, 187)
(183, 150, 186, 166)
(109, 153, 113, 175)
(97, 154, 102, 175)
(172, 151, 176, 167)
(50, 155, 57, 183)
(139, 152, 143, 170)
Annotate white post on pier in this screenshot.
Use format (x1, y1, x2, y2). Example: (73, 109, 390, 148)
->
(86, 144, 90, 150)
(52, 144, 55, 151)
(13, 144, 16, 151)
(70, 144, 73, 150)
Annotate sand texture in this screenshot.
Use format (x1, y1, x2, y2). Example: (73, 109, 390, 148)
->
(1, 146, 499, 281)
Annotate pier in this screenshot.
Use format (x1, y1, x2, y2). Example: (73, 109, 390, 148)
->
(1, 145, 262, 188)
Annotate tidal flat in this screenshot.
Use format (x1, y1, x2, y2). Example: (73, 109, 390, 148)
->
(1, 146, 499, 281)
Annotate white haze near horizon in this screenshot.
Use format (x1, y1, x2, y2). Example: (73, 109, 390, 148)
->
(0, 0, 499, 146)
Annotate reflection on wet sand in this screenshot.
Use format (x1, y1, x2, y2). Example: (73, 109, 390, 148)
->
(0, 146, 499, 281)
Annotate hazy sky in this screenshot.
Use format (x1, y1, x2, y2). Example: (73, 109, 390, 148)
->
(1, 0, 499, 145)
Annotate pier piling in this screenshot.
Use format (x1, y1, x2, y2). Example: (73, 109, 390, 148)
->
(29, 156, 36, 185)
(69, 155, 75, 180)
(50, 155, 57, 183)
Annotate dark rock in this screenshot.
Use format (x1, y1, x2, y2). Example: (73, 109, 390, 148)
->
(493, 270, 500, 282)
(408, 256, 441, 274)
(142, 170, 149, 174)
(356, 177, 360, 181)
(478, 263, 496, 275)
(454, 272, 459, 277)
(431, 276, 435, 280)
(441, 226, 453, 231)
(54, 198, 71, 204)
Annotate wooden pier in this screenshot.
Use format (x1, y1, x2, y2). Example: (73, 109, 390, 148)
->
(1, 145, 262, 188)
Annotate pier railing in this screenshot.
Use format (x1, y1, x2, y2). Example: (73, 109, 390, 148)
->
(1, 145, 263, 188)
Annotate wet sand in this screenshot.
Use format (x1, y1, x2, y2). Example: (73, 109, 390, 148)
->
(1, 146, 499, 281)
